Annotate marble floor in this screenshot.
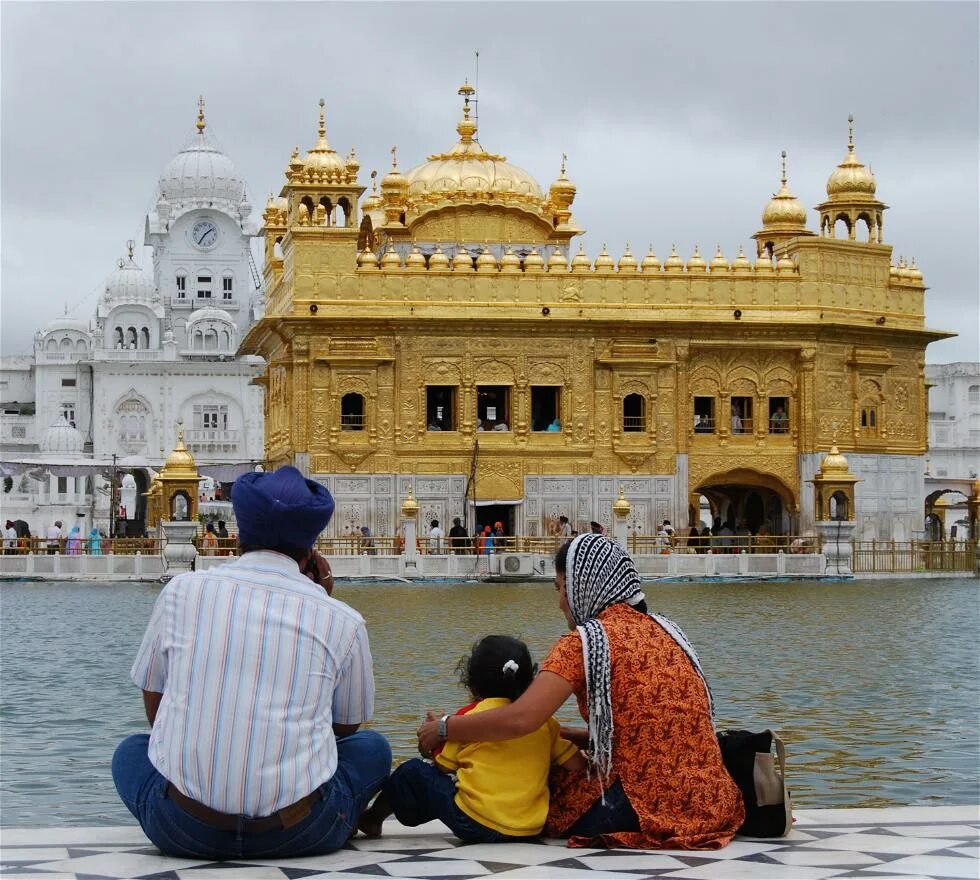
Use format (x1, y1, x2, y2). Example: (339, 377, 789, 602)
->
(1, 807, 977, 880)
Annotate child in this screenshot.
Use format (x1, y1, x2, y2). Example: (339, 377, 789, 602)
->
(359, 635, 585, 843)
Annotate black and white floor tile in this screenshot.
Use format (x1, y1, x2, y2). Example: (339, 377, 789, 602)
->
(1, 807, 976, 880)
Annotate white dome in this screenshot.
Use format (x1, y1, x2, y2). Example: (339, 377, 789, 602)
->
(159, 129, 245, 205)
(43, 317, 90, 335)
(104, 256, 156, 303)
(39, 417, 84, 454)
(187, 306, 234, 325)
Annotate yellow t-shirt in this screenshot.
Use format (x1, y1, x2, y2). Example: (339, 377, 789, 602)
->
(435, 697, 580, 837)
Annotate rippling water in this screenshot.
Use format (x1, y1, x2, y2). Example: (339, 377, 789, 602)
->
(1, 577, 977, 826)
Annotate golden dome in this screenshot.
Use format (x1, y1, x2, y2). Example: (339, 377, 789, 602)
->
(381, 148, 409, 195)
(404, 82, 544, 209)
(405, 244, 427, 270)
(452, 247, 474, 272)
(755, 252, 774, 273)
(776, 254, 795, 273)
(762, 152, 808, 228)
(820, 445, 850, 474)
(710, 244, 729, 271)
(302, 100, 348, 178)
(571, 243, 591, 273)
(664, 244, 684, 271)
(400, 485, 419, 518)
(549, 155, 576, 201)
(380, 244, 402, 269)
(594, 243, 615, 272)
(547, 247, 568, 271)
(357, 248, 380, 270)
(826, 116, 876, 197)
(612, 485, 631, 518)
(640, 245, 661, 273)
(162, 425, 200, 479)
(617, 243, 638, 273)
(524, 246, 545, 273)
(428, 245, 450, 270)
(687, 245, 706, 273)
(732, 245, 752, 272)
(907, 257, 923, 283)
(477, 246, 498, 272)
(500, 246, 521, 273)
(362, 172, 382, 213)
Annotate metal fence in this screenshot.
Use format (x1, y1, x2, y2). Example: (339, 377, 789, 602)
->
(1, 537, 164, 555)
(629, 533, 822, 555)
(851, 540, 974, 573)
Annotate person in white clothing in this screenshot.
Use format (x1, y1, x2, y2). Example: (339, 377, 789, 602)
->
(429, 518, 445, 554)
(112, 466, 390, 860)
(3, 520, 18, 553)
(45, 521, 63, 554)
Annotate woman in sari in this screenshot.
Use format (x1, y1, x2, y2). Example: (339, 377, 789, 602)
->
(89, 528, 102, 556)
(419, 533, 743, 849)
(66, 525, 83, 555)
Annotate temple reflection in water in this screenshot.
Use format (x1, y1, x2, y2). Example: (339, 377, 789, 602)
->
(240, 86, 949, 541)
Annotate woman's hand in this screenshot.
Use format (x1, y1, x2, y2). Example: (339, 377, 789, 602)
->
(417, 710, 441, 757)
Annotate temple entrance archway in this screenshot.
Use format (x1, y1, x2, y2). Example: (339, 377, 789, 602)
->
(690, 467, 797, 536)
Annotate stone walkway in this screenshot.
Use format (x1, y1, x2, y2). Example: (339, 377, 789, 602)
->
(1, 807, 977, 879)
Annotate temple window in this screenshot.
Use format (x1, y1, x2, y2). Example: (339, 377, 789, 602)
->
(693, 397, 715, 433)
(114, 327, 124, 348)
(830, 491, 849, 520)
(531, 387, 561, 432)
(176, 273, 187, 298)
(731, 396, 753, 433)
(477, 386, 510, 432)
(860, 402, 878, 437)
(140, 327, 150, 349)
(969, 385, 980, 405)
(623, 393, 646, 432)
(197, 275, 212, 299)
(127, 327, 138, 349)
(341, 393, 365, 431)
(426, 386, 457, 431)
(768, 397, 790, 433)
(61, 403, 76, 425)
(223, 275, 233, 299)
(61, 378, 76, 387)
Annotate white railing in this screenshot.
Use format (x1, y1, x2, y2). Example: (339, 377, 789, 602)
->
(184, 429, 241, 445)
(92, 350, 164, 361)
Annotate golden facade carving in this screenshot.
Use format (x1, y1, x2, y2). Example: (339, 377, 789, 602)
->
(243, 88, 951, 528)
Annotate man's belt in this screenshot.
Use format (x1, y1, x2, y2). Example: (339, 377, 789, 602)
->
(164, 783, 321, 832)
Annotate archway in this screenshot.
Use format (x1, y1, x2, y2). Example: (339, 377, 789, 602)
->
(692, 467, 797, 536)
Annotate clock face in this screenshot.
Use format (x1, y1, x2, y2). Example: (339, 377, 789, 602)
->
(191, 219, 219, 249)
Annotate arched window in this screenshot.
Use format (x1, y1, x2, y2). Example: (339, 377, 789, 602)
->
(833, 214, 851, 240)
(221, 330, 231, 349)
(140, 327, 150, 349)
(829, 491, 849, 521)
(222, 272, 233, 300)
(127, 327, 138, 349)
(337, 197, 352, 228)
(175, 271, 187, 299)
(273, 236, 284, 260)
(623, 394, 646, 432)
(860, 402, 878, 437)
(46, 337, 58, 351)
(969, 385, 980, 405)
(341, 393, 365, 431)
(318, 196, 333, 226)
(60, 337, 72, 351)
(75, 338, 87, 353)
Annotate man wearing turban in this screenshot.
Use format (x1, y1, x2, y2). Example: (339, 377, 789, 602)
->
(112, 467, 390, 859)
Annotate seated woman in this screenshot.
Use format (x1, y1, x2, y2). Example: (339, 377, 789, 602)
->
(420, 533, 743, 849)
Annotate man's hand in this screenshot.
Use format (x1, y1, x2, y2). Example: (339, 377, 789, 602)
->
(302, 550, 334, 595)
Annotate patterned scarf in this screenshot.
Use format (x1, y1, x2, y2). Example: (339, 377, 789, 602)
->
(564, 534, 713, 791)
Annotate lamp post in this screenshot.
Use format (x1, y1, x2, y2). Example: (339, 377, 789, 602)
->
(108, 453, 117, 539)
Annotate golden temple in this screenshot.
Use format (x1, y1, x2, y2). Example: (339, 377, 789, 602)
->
(240, 86, 951, 541)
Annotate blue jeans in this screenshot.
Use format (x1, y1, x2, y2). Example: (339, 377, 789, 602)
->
(567, 778, 641, 838)
(112, 730, 391, 859)
(384, 758, 532, 844)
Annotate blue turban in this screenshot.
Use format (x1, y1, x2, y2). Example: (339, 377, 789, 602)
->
(232, 466, 334, 551)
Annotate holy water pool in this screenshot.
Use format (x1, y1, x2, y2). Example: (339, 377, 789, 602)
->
(1, 577, 977, 826)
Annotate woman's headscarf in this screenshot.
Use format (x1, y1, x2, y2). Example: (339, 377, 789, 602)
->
(563, 533, 712, 789)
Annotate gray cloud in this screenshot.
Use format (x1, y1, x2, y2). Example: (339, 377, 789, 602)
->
(2, 1, 977, 361)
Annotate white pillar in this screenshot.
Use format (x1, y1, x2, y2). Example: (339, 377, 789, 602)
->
(814, 520, 856, 577)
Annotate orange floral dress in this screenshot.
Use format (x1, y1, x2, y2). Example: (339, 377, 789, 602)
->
(542, 603, 744, 849)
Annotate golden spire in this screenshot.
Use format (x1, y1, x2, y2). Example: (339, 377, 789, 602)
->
(318, 98, 326, 139)
(126, 240, 135, 260)
(561, 153, 567, 175)
(456, 80, 477, 142)
(391, 145, 398, 170)
(196, 96, 206, 133)
(847, 113, 855, 153)
(780, 149, 788, 187)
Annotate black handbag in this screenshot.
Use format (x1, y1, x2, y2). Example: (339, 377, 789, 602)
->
(716, 728, 793, 838)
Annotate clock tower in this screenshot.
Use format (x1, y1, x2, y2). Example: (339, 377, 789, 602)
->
(145, 97, 260, 347)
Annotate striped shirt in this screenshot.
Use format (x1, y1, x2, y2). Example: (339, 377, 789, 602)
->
(131, 551, 374, 817)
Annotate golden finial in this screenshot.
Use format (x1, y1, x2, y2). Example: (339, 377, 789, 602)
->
(458, 79, 475, 117)
(176, 419, 185, 446)
(738, 244, 745, 257)
(391, 145, 398, 169)
(196, 95, 206, 133)
(780, 149, 788, 186)
(370, 169, 378, 193)
(126, 240, 135, 260)
(847, 114, 855, 152)
(318, 98, 326, 139)
(560, 153, 567, 175)
(117, 258, 124, 269)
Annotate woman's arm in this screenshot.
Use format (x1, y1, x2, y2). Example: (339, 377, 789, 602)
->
(559, 726, 590, 749)
(418, 670, 573, 754)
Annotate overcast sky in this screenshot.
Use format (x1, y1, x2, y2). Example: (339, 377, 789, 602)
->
(2, 1, 977, 362)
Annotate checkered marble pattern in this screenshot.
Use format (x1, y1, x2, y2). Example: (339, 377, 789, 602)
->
(1, 807, 976, 880)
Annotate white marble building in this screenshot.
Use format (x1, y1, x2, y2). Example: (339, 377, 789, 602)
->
(925, 362, 980, 536)
(0, 102, 264, 538)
